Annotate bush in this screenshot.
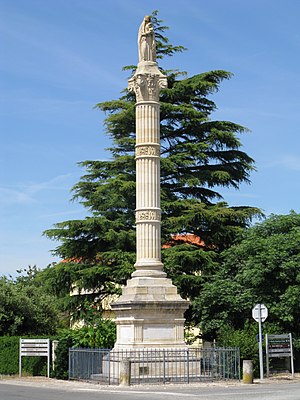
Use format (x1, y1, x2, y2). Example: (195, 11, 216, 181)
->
(52, 319, 116, 379)
(52, 335, 74, 380)
(217, 322, 260, 377)
(0, 336, 19, 375)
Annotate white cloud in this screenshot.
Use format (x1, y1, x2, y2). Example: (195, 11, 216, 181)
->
(0, 187, 35, 205)
(0, 174, 75, 205)
(25, 174, 74, 195)
(267, 155, 300, 171)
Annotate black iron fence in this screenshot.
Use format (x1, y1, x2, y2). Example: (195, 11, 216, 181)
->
(69, 347, 240, 385)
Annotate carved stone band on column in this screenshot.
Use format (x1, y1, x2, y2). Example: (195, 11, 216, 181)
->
(136, 209, 161, 222)
(136, 144, 160, 158)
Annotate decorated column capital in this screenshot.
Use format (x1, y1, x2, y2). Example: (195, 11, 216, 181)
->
(128, 71, 167, 103)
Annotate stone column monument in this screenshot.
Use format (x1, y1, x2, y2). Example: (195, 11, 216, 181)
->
(111, 16, 189, 349)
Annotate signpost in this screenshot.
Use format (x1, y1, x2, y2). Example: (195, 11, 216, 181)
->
(19, 338, 50, 378)
(252, 304, 268, 380)
(266, 333, 294, 378)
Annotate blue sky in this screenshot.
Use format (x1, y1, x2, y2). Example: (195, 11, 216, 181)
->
(1, 0, 299, 277)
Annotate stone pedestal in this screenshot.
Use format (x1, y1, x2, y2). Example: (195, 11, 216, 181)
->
(111, 16, 189, 350)
(111, 277, 188, 349)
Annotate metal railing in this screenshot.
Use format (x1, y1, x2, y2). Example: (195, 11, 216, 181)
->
(69, 347, 240, 385)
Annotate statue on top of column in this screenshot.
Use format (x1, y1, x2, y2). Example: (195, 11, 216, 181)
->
(138, 15, 156, 63)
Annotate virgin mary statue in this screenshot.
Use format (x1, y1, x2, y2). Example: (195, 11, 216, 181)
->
(138, 16, 156, 63)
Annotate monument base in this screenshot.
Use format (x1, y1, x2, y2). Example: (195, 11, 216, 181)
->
(111, 276, 189, 349)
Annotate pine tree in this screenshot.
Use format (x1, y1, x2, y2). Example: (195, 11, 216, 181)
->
(44, 11, 262, 322)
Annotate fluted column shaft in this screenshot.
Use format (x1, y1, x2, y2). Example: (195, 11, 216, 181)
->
(135, 101, 162, 273)
(128, 63, 167, 278)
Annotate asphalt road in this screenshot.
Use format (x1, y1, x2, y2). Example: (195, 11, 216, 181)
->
(1, 379, 300, 400)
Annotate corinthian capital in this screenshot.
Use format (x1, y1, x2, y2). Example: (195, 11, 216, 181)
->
(129, 72, 167, 102)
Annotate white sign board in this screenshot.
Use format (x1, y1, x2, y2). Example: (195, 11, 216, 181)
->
(252, 304, 268, 322)
(19, 338, 50, 378)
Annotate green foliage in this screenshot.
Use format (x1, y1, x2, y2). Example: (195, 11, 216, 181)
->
(0, 268, 59, 336)
(198, 212, 300, 341)
(218, 323, 259, 376)
(150, 10, 187, 60)
(70, 319, 116, 349)
(40, 252, 133, 320)
(0, 336, 19, 375)
(53, 318, 116, 380)
(43, 11, 261, 324)
(21, 356, 48, 377)
(52, 335, 74, 380)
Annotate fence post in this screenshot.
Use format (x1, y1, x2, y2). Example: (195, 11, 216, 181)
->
(68, 349, 72, 380)
(108, 351, 111, 385)
(212, 348, 216, 379)
(237, 348, 241, 381)
(119, 358, 131, 386)
(163, 349, 166, 384)
(186, 348, 190, 383)
(52, 340, 59, 371)
(242, 360, 253, 384)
